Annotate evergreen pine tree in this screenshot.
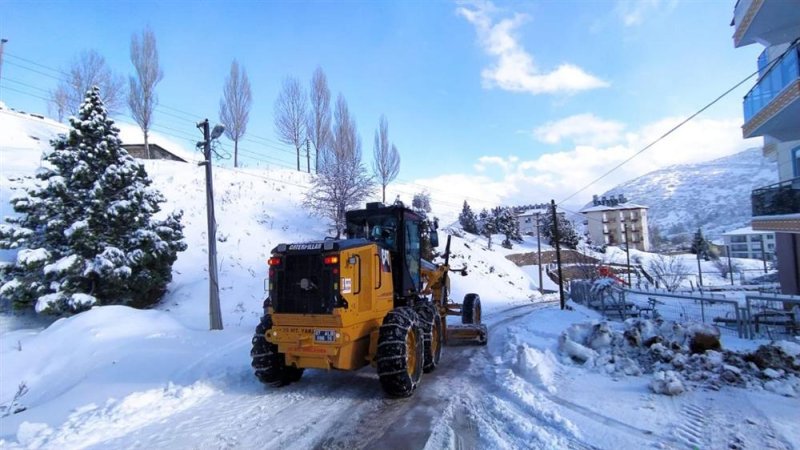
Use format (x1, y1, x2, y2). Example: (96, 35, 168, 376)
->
(691, 228, 710, 260)
(458, 200, 479, 234)
(478, 208, 496, 249)
(493, 206, 520, 249)
(0, 87, 186, 314)
(411, 191, 436, 261)
(540, 209, 579, 250)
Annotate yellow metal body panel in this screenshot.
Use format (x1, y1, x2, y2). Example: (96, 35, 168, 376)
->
(266, 243, 395, 371)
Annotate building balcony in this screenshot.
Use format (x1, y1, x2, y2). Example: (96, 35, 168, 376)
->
(742, 44, 800, 141)
(733, 0, 800, 48)
(751, 176, 800, 233)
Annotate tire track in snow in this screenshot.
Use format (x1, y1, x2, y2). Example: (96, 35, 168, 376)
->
(672, 393, 793, 450)
(312, 300, 578, 450)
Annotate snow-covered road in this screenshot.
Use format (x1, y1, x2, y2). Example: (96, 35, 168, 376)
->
(77, 302, 563, 450)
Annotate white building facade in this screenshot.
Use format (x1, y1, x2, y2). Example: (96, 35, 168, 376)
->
(721, 227, 776, 260)
(580, 195, 650, 251)
(733, 0, 800, 294)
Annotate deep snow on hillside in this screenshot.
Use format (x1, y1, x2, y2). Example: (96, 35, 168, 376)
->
(596, 148, 777, 240)
(1, 108, 798, 449)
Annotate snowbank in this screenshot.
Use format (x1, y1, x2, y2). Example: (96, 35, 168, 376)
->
(557, 318, 800, 396)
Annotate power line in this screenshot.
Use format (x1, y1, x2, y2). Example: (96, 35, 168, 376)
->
(2, 69, 503, 209)
(556, 43, 797, 206)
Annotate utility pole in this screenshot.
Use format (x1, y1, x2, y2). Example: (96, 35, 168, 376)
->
(306, 139, 311, 174)
(696, 251, 704, 287)
(536, 213, 543, 294)
(760, 236, 767, 273)
(198, 119, 223, 331)
(551, 200, 565, 310)
(623, 223, 632, 286)
(0, 39, 8, 95)
(726, 245, 734, 286)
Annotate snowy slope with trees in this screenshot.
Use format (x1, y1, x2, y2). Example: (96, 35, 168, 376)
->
(0, 106, 798, 449)
(596, 148, 777, 241)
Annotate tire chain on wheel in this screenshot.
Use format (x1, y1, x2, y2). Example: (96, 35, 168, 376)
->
(250, 314, 303, 386)
(376, 306, 423, 397)
(414, 302, 442, 373)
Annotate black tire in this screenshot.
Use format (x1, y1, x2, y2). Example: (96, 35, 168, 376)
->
(462, 293, 482, 324)
(376, 306, 424, 398)
(414, 303, 444, 373)
(251, 315, 304, 386)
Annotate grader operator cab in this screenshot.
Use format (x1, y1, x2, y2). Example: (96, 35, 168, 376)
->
(251, 202, 487, 397)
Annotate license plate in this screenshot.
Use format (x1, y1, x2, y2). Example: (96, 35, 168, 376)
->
(314, 329, 336, 343)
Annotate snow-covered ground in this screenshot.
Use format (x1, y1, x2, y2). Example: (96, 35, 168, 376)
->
(1, 108, 798, 449)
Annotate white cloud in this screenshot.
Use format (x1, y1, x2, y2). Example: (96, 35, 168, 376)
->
(534, 113, 626, 146)
(615, 0, 677, 27)
(457, 1, 609, 95)
(413, 116, 758, 216)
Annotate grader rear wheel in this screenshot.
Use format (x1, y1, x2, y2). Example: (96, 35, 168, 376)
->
(376, 306, 424, 398)
(414, 303, 444, 373)
(251, 314, 304, 386)
(462, 293, 482, 324)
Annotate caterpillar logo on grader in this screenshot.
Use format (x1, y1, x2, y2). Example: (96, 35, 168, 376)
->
(251, 202, 487, 397)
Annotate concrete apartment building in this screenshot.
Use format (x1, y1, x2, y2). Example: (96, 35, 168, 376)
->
(515, 204, 565, 236)
(732, 0, 800, 294)
(580, 194, 650, 251)
(721, 226, 776, 260)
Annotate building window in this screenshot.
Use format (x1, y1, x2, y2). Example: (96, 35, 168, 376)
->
(730, 236, 747, 243)
(794, 146, 800, 177)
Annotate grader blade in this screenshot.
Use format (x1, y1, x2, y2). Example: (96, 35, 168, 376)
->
(446, 323, 488, 345)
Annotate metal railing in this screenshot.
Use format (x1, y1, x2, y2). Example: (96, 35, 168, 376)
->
(569, 283, 799, 340)
(752, 176, 800, 216)
(743, 43, 799, 122)
(743, 295, 800, 340)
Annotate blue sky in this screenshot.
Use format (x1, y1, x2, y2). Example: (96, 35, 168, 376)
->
(0, 0, 762, 211)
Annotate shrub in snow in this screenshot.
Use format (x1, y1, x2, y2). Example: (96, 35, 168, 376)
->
(0, 87, 186, 315)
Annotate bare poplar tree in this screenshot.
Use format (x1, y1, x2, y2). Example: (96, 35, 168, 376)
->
(48, 50, 124, 121)
(305, 94, 373, 236)
(219, 59, 252, 168)
(274, 76, 308, 171)
(372, 115, 400, 203)
(128, 26, 164, 160)
(307, 67, 332, 174)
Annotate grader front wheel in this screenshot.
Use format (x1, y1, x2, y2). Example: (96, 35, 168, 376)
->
(376, 307, 424, 398)
(462, 293, 482, 324)
(415, 303, 444, 373)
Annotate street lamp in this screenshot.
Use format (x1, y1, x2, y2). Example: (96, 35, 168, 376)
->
(198, 119, 225, 331)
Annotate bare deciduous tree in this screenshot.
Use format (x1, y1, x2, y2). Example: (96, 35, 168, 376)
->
(304, 94, 373, 236)
(372, 115, 400, 204)
(128, 26, 163, 160)
(307, 67, 332, 174)
(219, 59, 252, 168)
(647, 254, 690, 292)
(48, 50, 124, 121)
(274, 77, 308, 172)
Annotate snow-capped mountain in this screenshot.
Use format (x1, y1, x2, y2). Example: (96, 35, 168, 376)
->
(594, 148, 777, 240)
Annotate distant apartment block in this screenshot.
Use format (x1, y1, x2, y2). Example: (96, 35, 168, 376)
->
(515, 204, 565, 236)
(721, 226, 776, 260)
(580, 194, 650, 251)
(732, 0, 800, 294)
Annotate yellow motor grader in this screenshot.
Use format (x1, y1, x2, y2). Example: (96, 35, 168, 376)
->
(251, 202, 487, 397)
